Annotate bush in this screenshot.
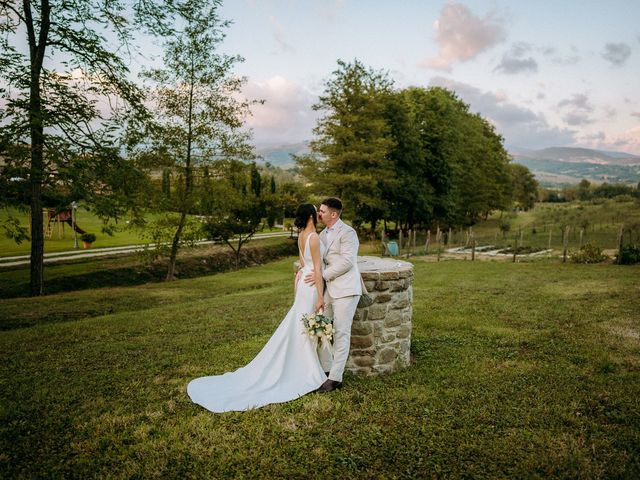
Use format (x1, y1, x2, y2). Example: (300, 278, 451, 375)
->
(80, 233, 96, 243)
(570, 242, 608, 264)
(614, 194, 635, 203)
(616, 244, 640, 265)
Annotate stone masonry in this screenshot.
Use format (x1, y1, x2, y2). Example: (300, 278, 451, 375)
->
(294, 256, 414, 377)
(347, 256, 414, 376)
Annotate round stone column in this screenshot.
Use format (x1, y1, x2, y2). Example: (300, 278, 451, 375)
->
(347, 256, 414, 376)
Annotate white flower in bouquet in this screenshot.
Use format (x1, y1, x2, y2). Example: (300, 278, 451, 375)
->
(301, 312, 335, 347)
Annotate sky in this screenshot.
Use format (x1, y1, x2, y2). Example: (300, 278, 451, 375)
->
(210, 0, 640, 154)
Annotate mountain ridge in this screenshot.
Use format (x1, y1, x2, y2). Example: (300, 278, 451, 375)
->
(253, 142, 640, 185)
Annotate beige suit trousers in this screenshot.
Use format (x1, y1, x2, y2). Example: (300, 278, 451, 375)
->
(318, 291, 360, 382)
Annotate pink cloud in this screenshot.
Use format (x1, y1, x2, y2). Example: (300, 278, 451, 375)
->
(420, 3, 505, 71)
(242, 76, 318, 145)
(581, 126, 640, 156)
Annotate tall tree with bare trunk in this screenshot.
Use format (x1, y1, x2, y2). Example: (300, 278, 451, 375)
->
(0, 1, 167, 295)
(140, 0, 253, 281)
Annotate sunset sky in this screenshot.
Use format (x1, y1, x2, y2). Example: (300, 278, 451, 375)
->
(212, 0, 640, 154)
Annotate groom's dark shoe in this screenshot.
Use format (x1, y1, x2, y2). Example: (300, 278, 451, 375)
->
(317, 379, 343, 393)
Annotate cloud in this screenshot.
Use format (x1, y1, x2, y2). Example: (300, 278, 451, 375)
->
(609, 126, 640, 154)
(543, 45, 581, 65)
(558, 93, 595, 125)
(563, 112, 594, 126)
(601, 42, 632, 66)
(581, 131, 606, 142)
(242, 76, 318, 145)
(581, 126, 640, 155)
(494, 42, 538, 74)
(558, 93, 593, 111)
(429, 76, 577, 148)
(269, 16, 295, 54)
(420, 3, 505, 70)
(315, 0, 345, 21)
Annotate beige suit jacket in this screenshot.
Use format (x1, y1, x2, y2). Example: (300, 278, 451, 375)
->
(320, 219, 362, 299)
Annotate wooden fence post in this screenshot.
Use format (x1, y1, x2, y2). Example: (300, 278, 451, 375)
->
(579, 228, 584, 249)
(562, 225, 570, 263)
(471, 233, 476, 261)
(617, 225, 625, 265)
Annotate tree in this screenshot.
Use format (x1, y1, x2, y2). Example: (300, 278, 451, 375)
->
(402, 87, 461, 226)
(0, 1, 162, 295)
(576, 179, 592, 201)
(140, 0, 253, 280)
(509, 163, 538, 211)
(389, 87, 512, 227)
(202, 160, 264, 269)
(382, 89, 430, 230)
(299, 59, 396, 227)
(592, 182, 634, 199)
(250, 162, 261, 197)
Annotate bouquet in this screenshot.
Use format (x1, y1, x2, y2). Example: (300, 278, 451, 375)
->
(301, 312, 336, 348)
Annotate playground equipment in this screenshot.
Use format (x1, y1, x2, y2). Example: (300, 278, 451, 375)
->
(43, 208, 86, 239)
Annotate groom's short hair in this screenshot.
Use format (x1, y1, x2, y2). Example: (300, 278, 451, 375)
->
(322, 197, 343, 213)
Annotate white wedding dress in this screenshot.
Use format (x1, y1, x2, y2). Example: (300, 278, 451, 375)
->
(187, 234, 328, 412)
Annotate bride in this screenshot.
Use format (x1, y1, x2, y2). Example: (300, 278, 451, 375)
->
(187, 203, 328, 412)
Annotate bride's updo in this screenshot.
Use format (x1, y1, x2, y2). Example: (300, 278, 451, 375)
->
(294, 203, 317, 230)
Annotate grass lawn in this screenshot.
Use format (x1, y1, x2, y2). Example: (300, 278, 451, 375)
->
(0, 236, 298, 300)
(0, 207, 146, 257)
(1, 257, 639, 478)
(0, 207, 289, 257)
(469, 198, 640, 251)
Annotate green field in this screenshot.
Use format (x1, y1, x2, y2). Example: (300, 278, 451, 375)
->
(0, 207, 146, 257)
(386, 198, 640, 256)
(1, 257, 638, 478)
(0, 208, 288, 257)
(4, 199, 638, 260)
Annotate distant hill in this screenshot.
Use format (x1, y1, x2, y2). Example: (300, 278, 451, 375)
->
(522, 147, 640, 166)
(253, 142, 640, 186)
(510, 146, 640, 186)
(254, 142, 310, 168)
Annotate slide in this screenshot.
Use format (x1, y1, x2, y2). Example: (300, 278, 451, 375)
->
(54, 209, 87, 235)
(63, 218, 86, 235)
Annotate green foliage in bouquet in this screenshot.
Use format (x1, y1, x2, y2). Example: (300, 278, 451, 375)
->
(301, 312, 335, 344)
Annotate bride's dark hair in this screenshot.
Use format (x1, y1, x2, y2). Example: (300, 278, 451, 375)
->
(294, 203, 317, 230)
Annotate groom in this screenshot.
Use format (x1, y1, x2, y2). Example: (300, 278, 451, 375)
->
(305, 197, 362, 393)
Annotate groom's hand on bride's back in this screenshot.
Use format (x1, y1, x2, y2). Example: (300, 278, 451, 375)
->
(304, 270, 316, 285)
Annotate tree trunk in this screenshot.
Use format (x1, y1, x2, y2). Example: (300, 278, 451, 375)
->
(26, 0, 51, 296)
(166, 55, 195, 281)
(166, 211, 187, 280)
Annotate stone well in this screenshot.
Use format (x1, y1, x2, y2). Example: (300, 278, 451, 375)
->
(295, 256, 414, 377)
(347, 256, 414, 376)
